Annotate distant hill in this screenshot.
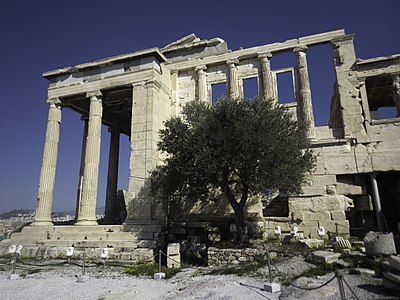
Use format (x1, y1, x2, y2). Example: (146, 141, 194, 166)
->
(0, 207, 105, 219)
(0, 209, 34, 219)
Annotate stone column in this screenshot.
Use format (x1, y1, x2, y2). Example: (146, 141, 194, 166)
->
(33, 97, 62, 226)
(103, 127, 120, 224)
(258, 52, 275, 102)
(171, 70, 179, 116)
(227, 59, 240, 98)
(370, 172, 387, 232)
(75, 91, 103, 226)
(294, 46, 316, 140)
(75, 116, 88, 222)
(195, 65, 207, 102)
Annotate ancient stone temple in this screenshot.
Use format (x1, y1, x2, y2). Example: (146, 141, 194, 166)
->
(1, 29, 399, 258)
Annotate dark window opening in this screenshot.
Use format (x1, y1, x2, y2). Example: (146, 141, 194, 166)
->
(211, 83, 226, 106)
(242, 77, 258, 100)
(275, 70, 295, 104)
(366, 74, 397, 120)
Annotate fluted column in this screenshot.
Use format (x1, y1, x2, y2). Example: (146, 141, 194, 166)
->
(195, 65, 207, 102)
(171, 70, 179, 116)
(75, 116, 88, 222)
(33, 97, 62, 226)
(103, 127, 120, 224)
(258, 52, 275, 102)
(294, 46, 316, 140)
(227, 59, 239, 98)
(75, 91, 103, 225)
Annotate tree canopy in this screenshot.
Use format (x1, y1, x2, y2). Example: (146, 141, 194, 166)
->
(150, 97, 315, 242)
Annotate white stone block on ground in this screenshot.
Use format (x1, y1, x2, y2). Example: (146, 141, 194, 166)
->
(355, 268, 375, 276)
(7, 274, 19, 280)
(309, 250, 341, 264)
(299, 238, 324, 249)
(76, 275, 90, 283)
(154, 272, 166, 280)
(264, 282, 281, 293)
(167, 243, 181, 268)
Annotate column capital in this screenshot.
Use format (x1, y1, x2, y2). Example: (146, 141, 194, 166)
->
(331, 34, 355, 48)
(108, 127, 120, 133)
(86, 90, 102, 100)
(47, 97, 61, 107)
(293, 46, 308, 53)
(195, 65, 207, 72)
(170, 69, 179, 75)
(226, 58, 239, 67)
(257, 52, 272, 61)
(132, 81, 146, 89)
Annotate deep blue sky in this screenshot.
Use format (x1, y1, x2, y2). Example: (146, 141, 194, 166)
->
(0, 0, 398, 213)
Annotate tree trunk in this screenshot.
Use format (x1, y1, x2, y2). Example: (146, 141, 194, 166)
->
(235, 207, 247, 244)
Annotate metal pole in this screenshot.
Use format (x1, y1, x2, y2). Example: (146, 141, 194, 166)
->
(266, 250, 272, 283)
(159, 250, 162, 273)
(336, 271, 346, 300)
(82, 251, 86, 276)
(11, 253, 16, 274)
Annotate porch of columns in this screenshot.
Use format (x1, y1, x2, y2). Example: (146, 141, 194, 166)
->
(75, 91, 103, 225)
(258, 52, 275, 103)
(227, 59, 240, 98)
(103, 127, 120, 224)
(294, 46, 316, 140)
(195, 65, 207, 102)
(33, 97, 62, 226)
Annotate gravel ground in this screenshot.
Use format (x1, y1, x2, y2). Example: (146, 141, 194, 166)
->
(0, 259, 399, 299)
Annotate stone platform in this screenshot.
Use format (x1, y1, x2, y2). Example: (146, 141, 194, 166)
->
(0, 224, 161, 261)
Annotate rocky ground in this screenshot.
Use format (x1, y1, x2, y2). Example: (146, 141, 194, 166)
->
(0, 256, 399, 300)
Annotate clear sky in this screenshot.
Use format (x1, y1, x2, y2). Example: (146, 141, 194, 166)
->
(0, 0, 398, 213)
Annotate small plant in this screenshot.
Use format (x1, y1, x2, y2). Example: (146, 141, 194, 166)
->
(191, 270, 204, 277)
(207, 262, 261, 277)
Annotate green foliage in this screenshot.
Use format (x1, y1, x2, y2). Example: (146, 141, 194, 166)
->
(123, 261, 182, 279)
(207, 262, 261, 276)
(151, 97, 315, 242)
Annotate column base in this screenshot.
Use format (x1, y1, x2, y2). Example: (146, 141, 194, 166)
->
(32, 220, 53, 226)
(74, 220, 98, 226)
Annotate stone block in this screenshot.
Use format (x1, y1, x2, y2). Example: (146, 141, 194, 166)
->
(355, 268, 375, 276)
(153, 272, 166, 280)
(364, 232, 396, 257)
(336, 182, 363, 195)
(76, 275, 90, 283)
(303, 211, 330, 221)
(167, 243, 181, 268)
(383, 278, 400, 292)
(7, 274, 19, 280)
(308, 250, 341, 264)
(383, 271, 400, 285)
(330, 211, 346, 220)
(264, 282, 281, 293)
(388, 255, 400, 272)
(299, 238, 324, 249)
(289, 195, 354, 213)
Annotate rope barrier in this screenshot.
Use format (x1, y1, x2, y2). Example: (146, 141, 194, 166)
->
(160, 250, 181, 265)
(334, 223, 364, 231)
(290, 274, 336, 291)
(342, 276, 361, 300)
